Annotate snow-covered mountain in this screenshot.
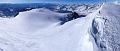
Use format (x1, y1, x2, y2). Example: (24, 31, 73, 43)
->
(0, 3, 100, 17)
(54, 4, 101, 15)
(0, 3, 119, 51)
(0, 7, 94, 51)
(90, 3, 120, 51)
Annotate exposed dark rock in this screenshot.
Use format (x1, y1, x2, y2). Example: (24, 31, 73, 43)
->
(69, 12, 80, 19)
(59, 12, 86, 25)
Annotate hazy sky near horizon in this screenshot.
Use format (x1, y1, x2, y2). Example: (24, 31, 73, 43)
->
(0, 0, 116, 3)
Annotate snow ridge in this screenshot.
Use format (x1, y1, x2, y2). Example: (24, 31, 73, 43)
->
(90, 3, 120, 51)
(0, 3, 119, 51)
(0, 7, 95, 51)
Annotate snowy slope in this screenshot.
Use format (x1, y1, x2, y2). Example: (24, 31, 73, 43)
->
(0, 3, 119, 51)
(90, 3, 120, 51)
(0, 7, 96, 51)
(0, 8, 67, 34)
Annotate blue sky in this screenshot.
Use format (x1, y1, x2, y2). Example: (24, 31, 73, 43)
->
(0, 0, 115, 4)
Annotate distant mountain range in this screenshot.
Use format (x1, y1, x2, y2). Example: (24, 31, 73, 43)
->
(0, 3, 101, 17)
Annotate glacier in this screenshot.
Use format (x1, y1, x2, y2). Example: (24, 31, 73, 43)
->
(0, 3, 119, 51)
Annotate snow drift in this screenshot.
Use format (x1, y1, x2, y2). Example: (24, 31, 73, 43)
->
(0, 8, 67, 34)
(0, 7, 95, 51)
(0, 3, 119, 51)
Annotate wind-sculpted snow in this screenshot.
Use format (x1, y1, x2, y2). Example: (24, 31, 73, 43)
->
(90, 3, 120, 51)
(90, 17, 105, 51)
(100, 4, 120, 51)
(0, 8, 67, 34)
(0, 3, 119, 51)
(0, 8, 95, 51)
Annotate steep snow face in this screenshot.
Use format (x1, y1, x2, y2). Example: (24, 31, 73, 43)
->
(0, 8, 95, 51)
(90, 3, 120, 51)
(101, 4, 120, 51)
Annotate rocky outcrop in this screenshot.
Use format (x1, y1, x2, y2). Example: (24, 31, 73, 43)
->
(59, 12, 86, 25)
